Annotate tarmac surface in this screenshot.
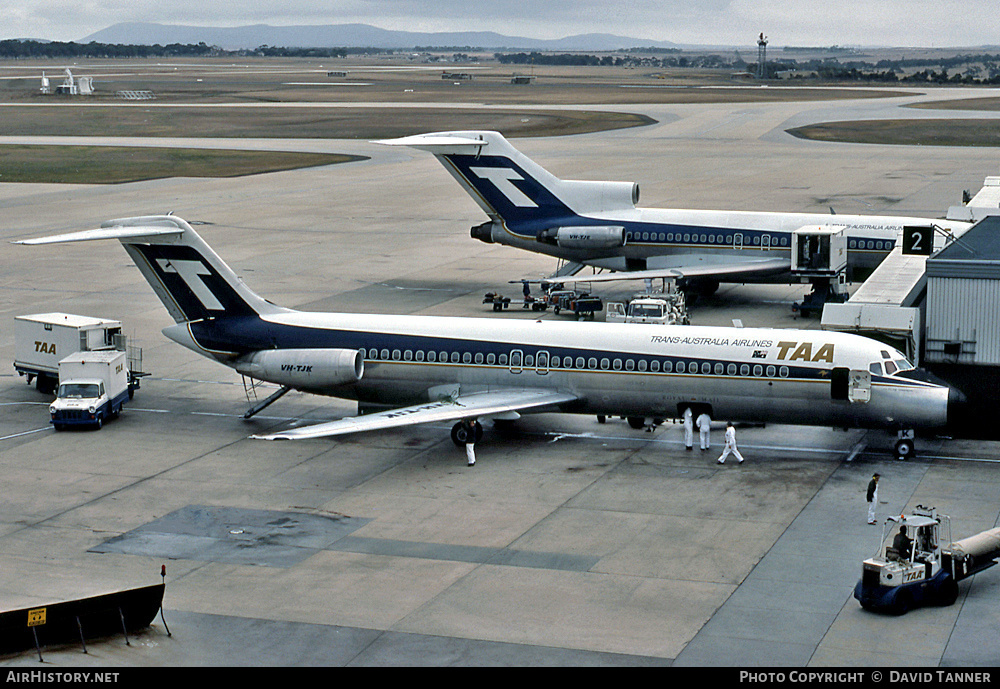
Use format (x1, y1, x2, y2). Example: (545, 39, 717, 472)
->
(2, 76, 1000, 667)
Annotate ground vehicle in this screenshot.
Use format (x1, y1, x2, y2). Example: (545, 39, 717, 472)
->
(547, 289, 603, 319)
(854, 505, 1000, 615)
(49, 351, 135, 430)
(606, 293, 689, 325)
(14, 313, 124, 394)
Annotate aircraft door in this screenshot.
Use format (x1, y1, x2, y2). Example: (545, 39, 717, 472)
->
(761, 234, 771, 250)
(733, 233, 744, 250)
(509, 349, 523, 373)
(536, 350, 549, 375)
(831, 367, 871, 403)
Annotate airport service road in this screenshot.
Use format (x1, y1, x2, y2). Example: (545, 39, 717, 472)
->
(2, 89, 1000, 666)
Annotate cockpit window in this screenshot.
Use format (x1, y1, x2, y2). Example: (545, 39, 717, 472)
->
(869, 362, 883, 376)
(884, 360, 898, 375)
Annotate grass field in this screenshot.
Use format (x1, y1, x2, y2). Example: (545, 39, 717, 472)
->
(0, 56, 992, 183)
(0, 145, 365, 184)
(786, 119, 1000, 147)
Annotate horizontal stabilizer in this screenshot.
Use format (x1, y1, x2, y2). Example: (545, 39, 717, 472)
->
(375, 133, 490, 154)
(13, 226, 182, 245)
(252, 388, 578, 441)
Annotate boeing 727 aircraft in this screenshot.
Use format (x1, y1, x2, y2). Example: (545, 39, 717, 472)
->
(17, 215, 963, 458)
(379, 131, 981, 295)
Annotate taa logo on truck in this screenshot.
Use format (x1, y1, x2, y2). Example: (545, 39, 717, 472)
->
(34, 341, 55, 354)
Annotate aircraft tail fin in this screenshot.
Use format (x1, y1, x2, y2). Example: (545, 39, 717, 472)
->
(16, 215, 289, 325)
(377, 131, 640, 230)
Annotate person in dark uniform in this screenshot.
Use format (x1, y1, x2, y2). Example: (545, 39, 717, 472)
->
(893, 525, 912, 559)
(866, 473, 880, 524)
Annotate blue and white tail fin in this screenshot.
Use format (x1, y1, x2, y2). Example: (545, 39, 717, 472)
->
(377, 131, 640, 233)
(15, 215, 289, 325)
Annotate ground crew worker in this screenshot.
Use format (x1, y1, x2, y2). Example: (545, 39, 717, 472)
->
(682, 408, 693, 450)
(893, 525, 912, 559)
(717, 422, 744, 464)
(463, 419, 477, 466)
(866, 473, 880, 524)
(697, 411, 712, 450)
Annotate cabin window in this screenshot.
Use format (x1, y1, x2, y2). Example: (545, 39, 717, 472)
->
(638, 360, 647, 372)
(753, 365, 763, 376)
(451, 352, 461, 363)
(625, 359, 634, 371)
(714, 363, 724, 375)
(427, 351, 436, 362)
(499, 353, 508, 365)
(525, 355, 534, 367)
(486, 353, 495, 365)
(551, 356, 560, 368)
(403, 350, 412, 361)
(702, 362, 711, 374)
(510, 351, 522, 367)
(700, 234, 707, 243)
(440, 351, 449, 362)
(576, 357, 585, 368)
(380, 349, 389, 360)
(779, 366, 789, 378)
(588, 357, 598, 369)
(683, 233, 691, 242)
(766, 365, 775, 377)
(642, 232, 649, 241)
(727, 363, 737, 375)
(600, 358, 610, 370)
(613, 359, 622, 370)
(740, 364, 750, 376)
(392, 350, 401, 360)
(416, 350, 425, 362)
(676, 361, 686, 373)
(667, 233, 674, 241)
(474, 353, 483, 364)
(651, 360, 661, 372)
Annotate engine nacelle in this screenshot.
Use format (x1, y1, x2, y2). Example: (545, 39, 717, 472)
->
(558, 180, 639, 214)
(235, 348, 363, 389)
(537, 225, 627, 250)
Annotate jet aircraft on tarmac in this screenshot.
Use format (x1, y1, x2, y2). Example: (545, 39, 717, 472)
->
(17, 215, 963, 458)
(380, 131, 989, 296)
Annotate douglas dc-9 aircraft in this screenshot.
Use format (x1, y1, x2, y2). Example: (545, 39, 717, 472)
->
(18, 216, 964, 458)
(379, 131, 983, 294)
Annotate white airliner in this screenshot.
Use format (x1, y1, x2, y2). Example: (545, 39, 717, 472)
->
(17, 215, 963, 458)
(379, 131, 982, 293)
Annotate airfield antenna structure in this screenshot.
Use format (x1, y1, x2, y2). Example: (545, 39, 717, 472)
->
(756, 33, 768, 79)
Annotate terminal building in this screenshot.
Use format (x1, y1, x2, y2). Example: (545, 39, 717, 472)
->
(823, 211, 1000, 437)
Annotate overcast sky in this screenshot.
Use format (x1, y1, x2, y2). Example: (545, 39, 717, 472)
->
(4, 0, 997, 48)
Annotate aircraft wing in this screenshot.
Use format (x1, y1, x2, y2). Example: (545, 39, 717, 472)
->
(537, 257, 791, 286)
(251, 388, 579, 441)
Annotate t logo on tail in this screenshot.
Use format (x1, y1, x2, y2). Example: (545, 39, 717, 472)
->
(469, 167, 538, 208)
(155, 258, 225, 311)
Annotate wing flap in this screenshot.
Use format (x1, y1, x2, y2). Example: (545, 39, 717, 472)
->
(251, 388, 578, 441)
(541, 257, 791, 285)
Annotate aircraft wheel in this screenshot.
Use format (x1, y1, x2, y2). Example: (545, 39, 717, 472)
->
(597, 415, 606, 424)
(451, 421, 483, 446)
(627, 416, 646, 430)
(894, 439, 915, 460)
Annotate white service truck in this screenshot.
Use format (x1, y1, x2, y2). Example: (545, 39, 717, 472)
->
(14, 313, 125, 394)
(605, 293, 689, 325)
(49, 350, 134, 430)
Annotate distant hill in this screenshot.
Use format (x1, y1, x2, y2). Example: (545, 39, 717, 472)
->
(78, 22, 685, 51)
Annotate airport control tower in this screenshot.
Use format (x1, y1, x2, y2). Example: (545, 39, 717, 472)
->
(757, 33, 768, 79)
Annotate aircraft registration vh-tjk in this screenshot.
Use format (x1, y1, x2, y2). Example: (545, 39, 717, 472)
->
(17, 215, 964, 459)
(379, 131, 990, 298)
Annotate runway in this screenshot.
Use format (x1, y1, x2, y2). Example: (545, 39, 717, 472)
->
(2, 78, 1000, 667)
